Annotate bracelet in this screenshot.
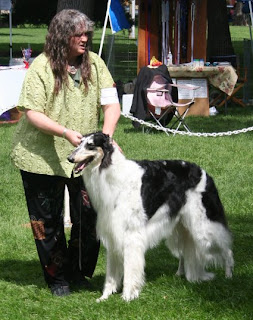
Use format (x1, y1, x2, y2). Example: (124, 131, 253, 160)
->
(62, 128, 68, 139)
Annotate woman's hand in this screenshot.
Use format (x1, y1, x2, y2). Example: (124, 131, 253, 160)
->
(25, 109, 82, 147)
(111, 138, 122, 153)
(64, 129, 82, 147)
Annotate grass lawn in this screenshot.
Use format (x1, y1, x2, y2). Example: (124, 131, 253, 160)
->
(0, 26, 122, 65)
(1, 105, 253, 319)
(0, 24, 253, 319)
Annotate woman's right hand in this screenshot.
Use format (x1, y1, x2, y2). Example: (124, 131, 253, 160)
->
(25, 109, 83, 147)
(64, 129, 83, 147)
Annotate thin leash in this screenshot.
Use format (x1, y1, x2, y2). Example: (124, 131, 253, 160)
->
(78, 178, 82, 271)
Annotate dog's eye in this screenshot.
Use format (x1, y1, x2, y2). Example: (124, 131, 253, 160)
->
(87, 143, 96, 150)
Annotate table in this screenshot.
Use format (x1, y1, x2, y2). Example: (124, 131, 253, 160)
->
(167, 64, 238, 115)
(0, 66, 27, 116)
(168, 64, 238, 96)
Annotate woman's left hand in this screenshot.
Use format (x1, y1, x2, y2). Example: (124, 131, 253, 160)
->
(111, 138, 123, 153)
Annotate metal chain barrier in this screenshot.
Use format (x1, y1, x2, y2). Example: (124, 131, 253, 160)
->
(121, 113, 253, 137)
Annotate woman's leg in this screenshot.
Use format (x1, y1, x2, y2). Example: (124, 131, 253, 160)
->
(20, 170, 69, 293)
(65, 176, 100, 283)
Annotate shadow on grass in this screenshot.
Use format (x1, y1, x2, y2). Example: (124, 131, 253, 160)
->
(0, 258, 105, 293)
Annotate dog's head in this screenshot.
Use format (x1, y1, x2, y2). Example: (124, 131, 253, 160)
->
(68, 132, 114, 173)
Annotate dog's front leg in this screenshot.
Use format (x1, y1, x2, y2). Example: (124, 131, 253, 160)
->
(96, 250, 123, 302)
(122, 233, 146, 302)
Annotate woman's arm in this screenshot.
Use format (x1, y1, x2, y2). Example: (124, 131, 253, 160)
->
(102, 103, 121, 137)
(25, 109, 82, 147)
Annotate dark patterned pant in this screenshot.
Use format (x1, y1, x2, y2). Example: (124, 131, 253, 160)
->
(20, 170, 100, 286)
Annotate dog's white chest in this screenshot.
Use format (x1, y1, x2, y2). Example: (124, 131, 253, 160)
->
(82, 159, 146, 248)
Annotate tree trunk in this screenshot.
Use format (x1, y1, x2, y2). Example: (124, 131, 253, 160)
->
(207, 0, 235, 58)
(57, 0, 95, 19)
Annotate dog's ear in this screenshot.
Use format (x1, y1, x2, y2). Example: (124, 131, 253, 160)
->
(92, 131, 110, 146)
(95, 132, 114, 170)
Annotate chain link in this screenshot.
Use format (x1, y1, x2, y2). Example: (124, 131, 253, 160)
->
(121, 113, 253, 137)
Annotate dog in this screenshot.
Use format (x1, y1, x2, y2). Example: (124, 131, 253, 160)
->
(68, 132, 234, 302)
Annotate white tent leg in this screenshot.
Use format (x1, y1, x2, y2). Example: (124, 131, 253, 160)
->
(9, 8, 12, 61)
(249, 0, 253, 56)
(130, 0, 136, 39)
(99, 0, 112, 57)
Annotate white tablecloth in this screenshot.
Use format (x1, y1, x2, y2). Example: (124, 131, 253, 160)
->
(0, 66, 27, 115)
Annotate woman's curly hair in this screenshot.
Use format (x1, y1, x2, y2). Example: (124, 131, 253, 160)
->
(44, 9, 94, 95)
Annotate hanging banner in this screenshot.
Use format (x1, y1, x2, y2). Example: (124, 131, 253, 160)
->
(109, 0, 130, 33)
(0, 0, 12, 10)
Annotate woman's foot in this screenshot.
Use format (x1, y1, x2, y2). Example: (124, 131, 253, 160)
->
(50, 284, 70, 297)
(70, 274, 92, 289)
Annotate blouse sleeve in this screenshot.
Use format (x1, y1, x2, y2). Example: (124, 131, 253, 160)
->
(17, 64, 47, 113)
(96, 54, 116, 89)
(95, 54, 119, 105)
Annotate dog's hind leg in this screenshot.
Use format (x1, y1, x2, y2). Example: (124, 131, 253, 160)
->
(96, 250, 123, 302)
(224, 249, 234, 278)
(179, 227, 215, 282)
(215, 231, 234, 278)
(176, 256, 185, 277)
(122, 232, 146, 302)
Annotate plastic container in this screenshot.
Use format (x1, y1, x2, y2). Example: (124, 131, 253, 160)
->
(167, 51, 173, 66)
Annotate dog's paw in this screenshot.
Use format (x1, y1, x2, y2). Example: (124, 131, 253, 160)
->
(96, 296, 108, 303)
(175, 269, 185, 277)
(199, 272, 215, 281)
(96, 292, 112, 303)
(96, 286, 117, 303)
(122, 288, 140, 302)
(186, 271, 215, 282)
(225, 267, 233, 279)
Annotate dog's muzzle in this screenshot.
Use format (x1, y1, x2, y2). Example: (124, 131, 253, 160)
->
(67, 154, 75, 163)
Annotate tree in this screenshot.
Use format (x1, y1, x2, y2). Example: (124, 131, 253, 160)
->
(12, 0, 57, 25)
(57, 0, 95, 19)
(207, 0, 235, 59)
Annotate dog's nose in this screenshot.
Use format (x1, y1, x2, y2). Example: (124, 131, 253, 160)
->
(67, 155, 74, 163)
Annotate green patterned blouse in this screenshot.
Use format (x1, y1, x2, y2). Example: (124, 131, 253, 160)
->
(11, 52, 115, 178)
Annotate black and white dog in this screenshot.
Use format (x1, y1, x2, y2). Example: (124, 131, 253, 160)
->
(68, 132, 234, 302)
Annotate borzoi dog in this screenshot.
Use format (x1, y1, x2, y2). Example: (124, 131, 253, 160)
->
(68, 132, 234, 302)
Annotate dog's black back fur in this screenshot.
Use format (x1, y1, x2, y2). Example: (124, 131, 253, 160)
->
(136, 160, 201, 219)
(135, 160, 227, 227)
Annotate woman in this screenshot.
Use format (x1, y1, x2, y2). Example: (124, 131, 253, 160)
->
(11, 9, 121, 297)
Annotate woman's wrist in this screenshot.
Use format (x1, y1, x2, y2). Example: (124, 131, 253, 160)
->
(62, 128, 68, 139)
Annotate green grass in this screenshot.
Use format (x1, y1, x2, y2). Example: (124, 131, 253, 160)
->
(0, 24, 253, 319)
(1, 105, 253, 319)
(0, 26, 130, 64)
(0, 27, 47, 65)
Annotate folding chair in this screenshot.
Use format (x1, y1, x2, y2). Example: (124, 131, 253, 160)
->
(146, 74, 199, 135)
(220, 67, 247, 108)
(209, 55, 247, 110)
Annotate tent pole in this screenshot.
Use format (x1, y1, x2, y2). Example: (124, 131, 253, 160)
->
(9, 7, 13, 61)
(130, 0, 136, 39)
(191, 1, 195, 62)
(99, 0, 112, 57)
(249, 0, 253, 56)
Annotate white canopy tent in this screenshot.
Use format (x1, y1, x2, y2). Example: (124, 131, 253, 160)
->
(0, 0, 12, 60)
